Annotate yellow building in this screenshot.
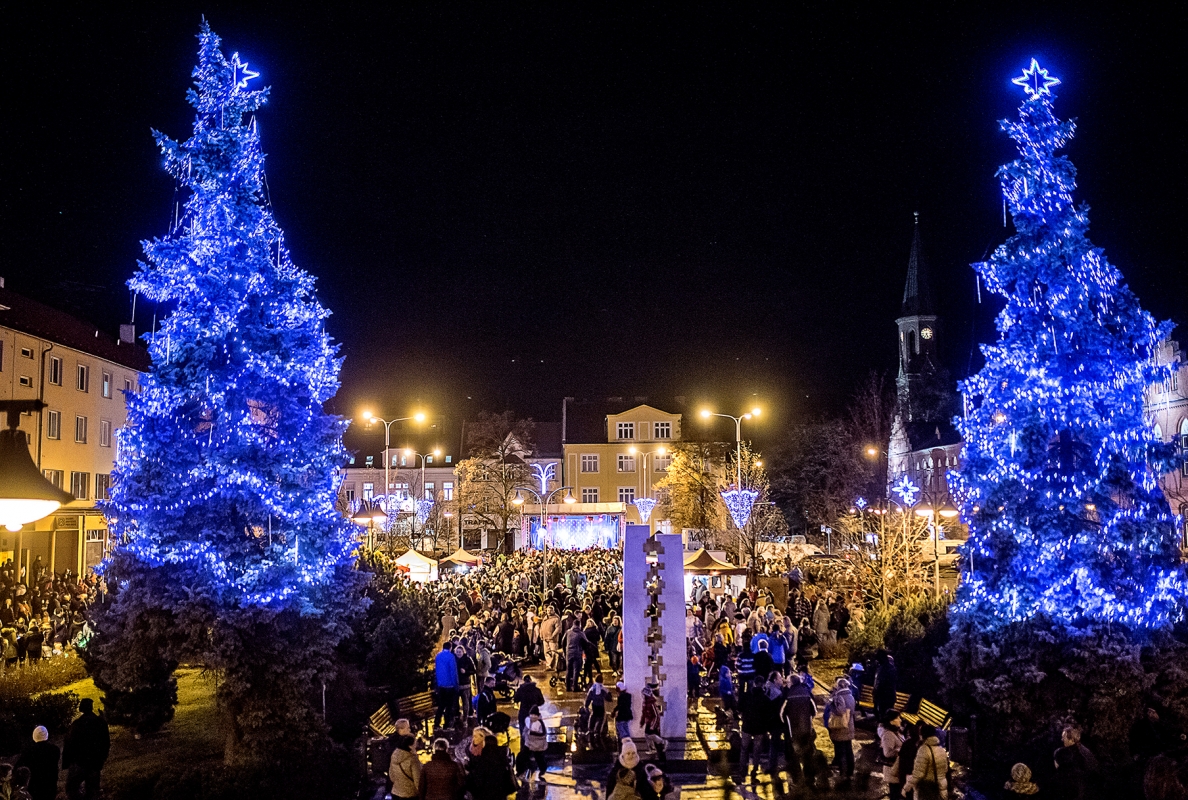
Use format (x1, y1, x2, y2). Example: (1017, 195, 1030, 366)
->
(561, 403, 681, 525)
(0, 284, 147, 577)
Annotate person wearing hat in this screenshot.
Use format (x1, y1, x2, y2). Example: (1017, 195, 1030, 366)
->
(642, 764, 675, 800)
(1004, 762, 1040, 797)
(613, 681, 634, 743)
(16, 725, 60, 800)
(606, 739, 647, 796)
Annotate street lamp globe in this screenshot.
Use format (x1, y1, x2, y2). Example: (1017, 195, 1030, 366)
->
(0, 401, 74, 532)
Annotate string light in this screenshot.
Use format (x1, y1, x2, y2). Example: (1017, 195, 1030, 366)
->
(633, 497, 658, 524)
(951, 60, 1186, 631)
(892, 475, 921, 507)
(720, 488, 759, 530)
(531, 462, 556, 495)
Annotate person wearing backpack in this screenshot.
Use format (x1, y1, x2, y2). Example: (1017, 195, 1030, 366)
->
(523, 706, 550, 783)
(822, 677, 856, 784)
(904, 723, 950, 800)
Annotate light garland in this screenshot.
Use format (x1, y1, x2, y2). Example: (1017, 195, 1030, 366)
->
(633, 497, 658, 524)
(720, 487, 759, 530)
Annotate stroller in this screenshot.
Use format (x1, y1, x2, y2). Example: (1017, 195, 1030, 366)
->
(491, 655, 522, 699)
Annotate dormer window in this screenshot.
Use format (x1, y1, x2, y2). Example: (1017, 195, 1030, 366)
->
(617, 422, 635, 440)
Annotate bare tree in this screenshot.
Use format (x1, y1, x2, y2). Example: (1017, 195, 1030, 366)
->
(456, 411, 536, 554)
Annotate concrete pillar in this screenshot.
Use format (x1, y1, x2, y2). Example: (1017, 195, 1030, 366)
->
(622, 526, 687, 740)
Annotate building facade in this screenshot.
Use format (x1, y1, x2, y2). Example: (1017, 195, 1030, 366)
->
(1147, 338, 1188, 545)
(0, 284, 148, 576)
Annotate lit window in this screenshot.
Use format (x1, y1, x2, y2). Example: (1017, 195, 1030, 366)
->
(49, 356, 63, 385)
(47, 410, 61, 440)
(70, 471, 89, 500)
(95, 473, 112, 500)
(443, 481, 454, 501)
(77, 364, 90, 392)
(75, 415, 88, 444)
(446, 455, 452, 463)
(43, 469, 63, 489)
(582, 488, 599, 503)
(363, 482, 374, 500)
(655, 454, 672, 471)
(618, 487, 636, 504)
(344, 485, 356, 504)
(617, 454, 636, 473)
(102, 371, 112, 398)
(654, 422, 671, 440)
(580, 454, 599, 473)
(100, 419, 112, 448)
(426, 455, 434, 464)
(425, 482, 435, 499)
(617, 422, 635, 440)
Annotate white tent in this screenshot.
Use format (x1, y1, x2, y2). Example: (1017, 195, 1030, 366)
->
(394, 549, 439, 582)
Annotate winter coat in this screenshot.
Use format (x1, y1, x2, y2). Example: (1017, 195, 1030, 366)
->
(539, 614, 560, 645)
(822, 688, 856, 742)
(16, 739, 60, 800)
(614, 690, 634, 722)
(566, 626, 586, 660)
(434, 649, 459, 689)
(904, 737, 949, 798)
(61, 710, 110, 771)
(781, 683, 816, 738)
(878, 724, 905, 785)
(419, 752, 465, 800)
(525, 717, 549, 752)
(389, 743, 422, 799)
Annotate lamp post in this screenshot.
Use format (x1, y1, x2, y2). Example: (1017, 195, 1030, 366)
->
(361, 411, 425, 513)
(700, 407, 761, 489)
(0, 400, 73, 534)
(404, 448, 442, 548)
(351, 499, 388, 552)
(915, 501, 959, 597)
(403, 448, 442, 502)
(513, 486, 575, 596)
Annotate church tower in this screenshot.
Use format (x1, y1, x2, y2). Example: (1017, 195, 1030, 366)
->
(895, 212, 939, 419)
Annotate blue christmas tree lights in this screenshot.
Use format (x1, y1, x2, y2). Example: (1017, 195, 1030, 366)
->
(951, 60, 1186, 630)
(104, 23, 363, 613)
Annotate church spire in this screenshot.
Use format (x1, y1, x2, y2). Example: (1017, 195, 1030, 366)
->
(901, 212, 935, 316)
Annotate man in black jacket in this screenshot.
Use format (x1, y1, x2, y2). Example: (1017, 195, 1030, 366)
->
(476, 677, 499, 728)
(62, 699, 109, 800)
(781, 674, 818, 786)
(16, 725, 60, 800)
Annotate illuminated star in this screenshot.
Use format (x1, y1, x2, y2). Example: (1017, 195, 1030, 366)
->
(892, 475, 920, 506)
(1012, 58, 1061, 98)
(230, 53, 259, 90)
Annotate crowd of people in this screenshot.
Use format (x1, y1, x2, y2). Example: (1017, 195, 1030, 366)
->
(1, 560, 101, 675)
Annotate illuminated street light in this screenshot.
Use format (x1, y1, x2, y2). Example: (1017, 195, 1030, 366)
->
(361, 411, 427, 513)
(0, 400, 73, 532)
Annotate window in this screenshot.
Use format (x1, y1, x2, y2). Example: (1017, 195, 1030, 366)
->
(618, 487, 636, 504)
(445, 455, 452, 464)
(617, 422, 635, 440)
(655, 454, 673, 471)
(344, 485, 356, 504)
(100, 419, 112, 448)
(49, 356, 63, 385)
(617, 454, 636, 472)
(0, 342, 3, 371)
(19, 375, 32, 388)
(70, 471, 89, 500)
(77, 364, 90, 392)
(1181, 419, 1188, 478)
(425, 482, 435, 499)
(95, 473, 111, 500)
(124, 378, 134, 394)
(43, 469, 63, 489)
(443, 481, 454, 501)
(363, 482, 374, 501)
(580, 454, 599, 473)
(654, 421, 672, 440)
(47, 410, 61, 439)
(21, 347, 33, 359)
(102, 371, 112, 398)
(86, 529, 105, 543)
(75, 415, 88, 444)
(582, 488, 599, 503)
(426, 455, 434, 464)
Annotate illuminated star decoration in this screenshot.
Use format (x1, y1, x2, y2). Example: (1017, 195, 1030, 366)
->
(892, 475, 921, 507)
(531, 462, 556, 495)
(720, 487, 760, 530)
(1012, 58, 1061, 99)
(633, 497, 658, 524)
(230, 52, 259, 91)
(854, 497, 868, 511)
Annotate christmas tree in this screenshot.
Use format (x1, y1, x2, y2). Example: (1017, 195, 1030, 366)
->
(951, 59, 1186, 630)
(89, 23, 364, 754)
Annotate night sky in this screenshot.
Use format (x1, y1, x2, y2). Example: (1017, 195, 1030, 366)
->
(4, 6, 1184, 442)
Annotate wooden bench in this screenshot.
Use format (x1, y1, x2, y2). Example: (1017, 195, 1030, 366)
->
(901, 698, 951, 730)
(369, 690, 436, 738)
(857, 685, 910, 714)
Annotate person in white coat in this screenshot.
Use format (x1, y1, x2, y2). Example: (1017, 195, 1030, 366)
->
(878, 711, 906, 800)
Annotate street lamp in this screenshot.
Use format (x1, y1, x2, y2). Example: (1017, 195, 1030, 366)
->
(916, 500, 958, 597)
(360, 411, 426, 512)
(700, 407, 761, 489)
(627, 445, 667, 528)
(513, 486, 575, 595)
(0, 400, 73, 532)
(403, 448, 443, 501)
(351, 498, 388, 552)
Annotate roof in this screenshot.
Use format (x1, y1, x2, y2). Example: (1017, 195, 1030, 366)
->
(562, 397, 689, 443)
(900, 214, 935, 318)
(535, 422, 562, 457)
(904, 419, 963, 453)
(439, 548, 481, 566)
(394, 549, 438, 568)
(0, 286, 150, 372)
(684, 548, 747, 574)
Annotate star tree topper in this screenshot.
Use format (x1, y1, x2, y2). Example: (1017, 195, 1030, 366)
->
(230, 52, 259, 91)
(1012, 58, 1061, 98)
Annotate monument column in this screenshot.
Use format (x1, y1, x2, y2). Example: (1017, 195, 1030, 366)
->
(622, 525, 687, 740)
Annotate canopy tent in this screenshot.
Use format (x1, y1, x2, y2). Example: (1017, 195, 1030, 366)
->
(438, 548, 482, 570)
(394, 549, 439, 582)
(683, 548, 748, 575)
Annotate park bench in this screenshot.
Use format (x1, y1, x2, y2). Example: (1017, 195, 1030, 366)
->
(857, 685, 911, 714)
(368, 690, 436, 738)
(900, 697, 952, 730)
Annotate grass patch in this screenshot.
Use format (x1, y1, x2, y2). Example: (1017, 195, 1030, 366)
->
(1, 656, 88, 697)
(60, 667, 224, 799)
